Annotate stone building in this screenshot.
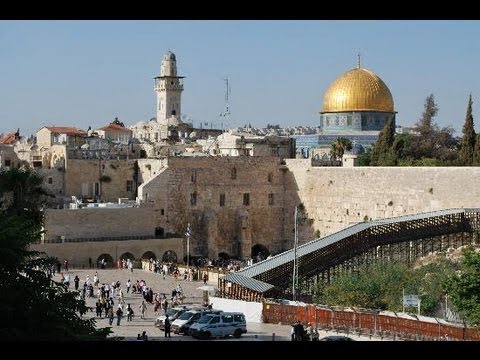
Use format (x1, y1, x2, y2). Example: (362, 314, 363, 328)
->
(138, 156, 290, 261)
(96, 123, 133, 145)
(197, 132, 296, 158)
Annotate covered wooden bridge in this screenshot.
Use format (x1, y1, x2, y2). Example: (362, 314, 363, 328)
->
(218, 208, 480, 301)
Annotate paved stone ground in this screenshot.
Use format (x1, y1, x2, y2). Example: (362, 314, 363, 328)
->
(54, 268, 383, 341)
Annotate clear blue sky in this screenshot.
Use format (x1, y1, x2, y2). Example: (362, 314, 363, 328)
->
(1, 20, 480, 137)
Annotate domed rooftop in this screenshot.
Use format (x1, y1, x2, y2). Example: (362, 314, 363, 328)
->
(164, 51, 176, 61)
(322, 58, 394, 113)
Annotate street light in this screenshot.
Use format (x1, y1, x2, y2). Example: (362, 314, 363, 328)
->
(293, 206, 299, 301)
(293, 204, 307, 301)
(185, 223, 192, 280)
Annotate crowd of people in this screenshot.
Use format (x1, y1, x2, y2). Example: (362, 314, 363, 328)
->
(291, 321, 319, 341)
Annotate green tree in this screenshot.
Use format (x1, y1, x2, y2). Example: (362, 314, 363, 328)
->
(314, 259, 454, 315)
(370, 117, 396, 165)
(329, 137, 352, 160)
(444, 247, 480, 327)
(0, 168, 112, 340)
(411, 94, 439, 159)
(416, 94, 438, 139)
(474, 134, 480, 166)
(315, 262, 412, 310)
(458, 95, 476, 165)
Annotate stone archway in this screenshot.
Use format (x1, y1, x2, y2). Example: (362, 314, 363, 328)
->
(218, 252, 230, 267)
(162, 250, 178, 263)
(97, 253, 114, 268)
(120, 252, 135, 261)
(142, 251, 157, 271)
(141, 251, 156, 261)
(251, 244, 270, 263)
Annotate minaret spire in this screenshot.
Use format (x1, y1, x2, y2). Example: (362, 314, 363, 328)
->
(357, 53, 361, 69)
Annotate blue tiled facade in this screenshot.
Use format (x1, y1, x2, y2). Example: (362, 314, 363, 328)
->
(320, 111, 395, 132)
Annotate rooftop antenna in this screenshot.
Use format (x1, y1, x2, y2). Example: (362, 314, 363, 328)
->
(219, 77, 231, 125)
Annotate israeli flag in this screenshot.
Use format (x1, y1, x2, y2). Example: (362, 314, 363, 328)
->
(185, 223, 192, 237)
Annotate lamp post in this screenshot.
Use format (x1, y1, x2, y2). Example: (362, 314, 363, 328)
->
(292, 204, 307, 302)
(293, 206, 299, 301)
(185, 223, 192, 279)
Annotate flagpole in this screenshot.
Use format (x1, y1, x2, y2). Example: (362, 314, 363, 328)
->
(186, 223, 191, 281)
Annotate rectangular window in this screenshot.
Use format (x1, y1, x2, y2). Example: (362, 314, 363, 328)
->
(94, 182, 100, 196)
(82, 183, 89, 196)
(126, 180, 133, 192)
(243, 193, 250, 206)
(5, 159, 11, 167)
(190, 192, 197, 206)
(191, 169, 197, 183)
(161, 209, 165, 215)
(48, 177, 53, 184)
(220, 193, 225, 207)
(268, 193, 274, 205)
(268, 172, 273, 183)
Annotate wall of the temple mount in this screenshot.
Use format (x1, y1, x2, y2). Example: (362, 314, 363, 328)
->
(285, 160, 480, 241)
(44, 157, 480, 264)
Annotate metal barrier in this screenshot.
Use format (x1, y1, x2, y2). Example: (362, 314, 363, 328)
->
(262, 301, 480, 341)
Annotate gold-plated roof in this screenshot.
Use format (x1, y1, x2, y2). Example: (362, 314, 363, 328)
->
(322, 66, 394, 113)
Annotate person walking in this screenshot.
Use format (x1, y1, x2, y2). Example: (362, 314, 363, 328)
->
(126, 304, 134, 322)
(116, 306, 123, 326)
(139, 300, 147, 319)
(107, 307, 114, 326)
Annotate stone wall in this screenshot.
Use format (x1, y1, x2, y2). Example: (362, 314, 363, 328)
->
(31, 237, 183, 268)
(139, 156, 288, 259)
(44, 207, 162, 241)
(43, 157, 480, 263)
(64, 159, 137, 202)
(285, 160, 480, 242)
(137, 158, 168, 185)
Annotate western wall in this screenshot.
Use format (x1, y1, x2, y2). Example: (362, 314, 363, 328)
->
(43, 157, 480, 264)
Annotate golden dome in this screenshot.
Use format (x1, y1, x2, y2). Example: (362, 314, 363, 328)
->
(322, 66, 394, 113)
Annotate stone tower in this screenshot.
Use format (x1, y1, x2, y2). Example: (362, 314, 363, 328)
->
(154, 51, 185, 125)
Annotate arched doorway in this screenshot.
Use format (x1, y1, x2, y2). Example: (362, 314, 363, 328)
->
(162, 250, 178, 263)
(142, 251, 157, 271)
(141, 251, 156, 261)
(120, 252, 135, 261)
(251, 244, 270, 263)
(218, 252, 230, 267)
(97, 254, 114, 268)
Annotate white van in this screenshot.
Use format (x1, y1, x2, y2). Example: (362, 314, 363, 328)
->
(190, 312, 247, 339)
(171, 309, 222, 335)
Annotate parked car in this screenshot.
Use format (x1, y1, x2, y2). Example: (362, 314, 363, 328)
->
(155, 306, 188, 330)
(319, 335, 355, 341)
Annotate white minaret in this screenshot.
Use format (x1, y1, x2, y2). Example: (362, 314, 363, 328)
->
(154, 51, 184, 125)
